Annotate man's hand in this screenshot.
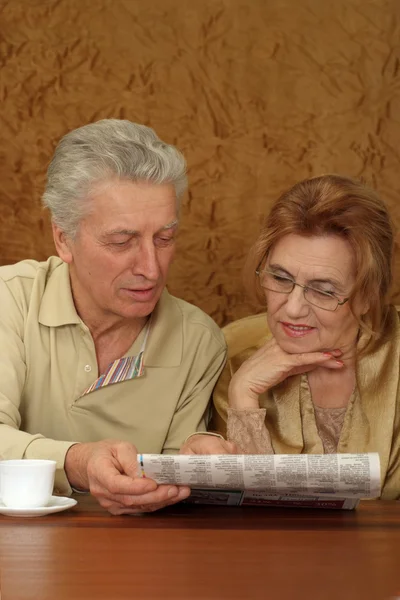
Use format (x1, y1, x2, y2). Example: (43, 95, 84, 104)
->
(180, 434, 238, 455)
(65, 440, 190, 515)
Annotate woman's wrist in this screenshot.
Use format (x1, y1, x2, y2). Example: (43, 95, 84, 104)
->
(228, 385, 260, 410)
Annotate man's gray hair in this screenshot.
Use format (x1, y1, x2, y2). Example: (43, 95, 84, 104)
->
(42, 119, 188, 238)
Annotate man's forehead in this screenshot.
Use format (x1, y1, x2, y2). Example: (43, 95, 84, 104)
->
(90, 180, 178, 212)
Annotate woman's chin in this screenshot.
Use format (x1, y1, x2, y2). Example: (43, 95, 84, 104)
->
(276, 336, 322, 355)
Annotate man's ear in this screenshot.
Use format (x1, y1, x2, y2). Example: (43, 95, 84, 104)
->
(52, 222, 73, 264)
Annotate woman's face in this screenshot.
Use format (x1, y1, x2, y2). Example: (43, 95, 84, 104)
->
(264, 233, 367, 357)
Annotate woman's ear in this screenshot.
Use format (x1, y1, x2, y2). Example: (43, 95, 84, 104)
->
(356, 293, 370, 317)
(361, 301, 370, 316)
(52, 222, 73, 264)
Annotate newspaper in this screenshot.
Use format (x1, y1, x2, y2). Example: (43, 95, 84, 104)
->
(137, 453, 381, 510)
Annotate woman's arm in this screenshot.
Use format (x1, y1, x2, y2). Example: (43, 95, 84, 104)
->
(212, 357, 274, 454)
(213, 338, 343, 455)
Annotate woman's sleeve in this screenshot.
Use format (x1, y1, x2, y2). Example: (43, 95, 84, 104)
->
(211, 358, 274, 453)
(227, 408, 274, 454)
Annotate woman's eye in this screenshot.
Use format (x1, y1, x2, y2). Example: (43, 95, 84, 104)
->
(314, 289, 335, 298)
(273, 275, 292, 283)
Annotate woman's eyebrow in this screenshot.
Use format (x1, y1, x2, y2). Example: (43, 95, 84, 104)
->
(269, 264, 345, 290)
(268, 264, 294, 278)
(309, 277, 345, 291)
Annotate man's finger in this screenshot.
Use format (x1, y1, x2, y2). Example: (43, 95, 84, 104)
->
(95, 484, 190, 508)
(92, 465, 158, 496)
(179, 446, 196, 455)
(180, 434, 237, 455)
(223, 440, 238, 454)
(125, 489, 191, 514)
(102, 486, 191, 513)
(113, 442, 140, 479)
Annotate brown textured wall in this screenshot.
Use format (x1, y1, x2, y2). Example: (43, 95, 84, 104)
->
(1, 0, 400, 325)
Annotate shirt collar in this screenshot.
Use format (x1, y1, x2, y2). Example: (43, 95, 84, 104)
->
(38, 259, 81, 327)
(38, 259, 183, 367)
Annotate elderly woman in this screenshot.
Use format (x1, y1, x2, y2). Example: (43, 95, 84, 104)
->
(207, 174, 400, 499)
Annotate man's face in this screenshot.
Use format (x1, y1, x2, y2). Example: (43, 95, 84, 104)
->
(55, 180, 178, 322)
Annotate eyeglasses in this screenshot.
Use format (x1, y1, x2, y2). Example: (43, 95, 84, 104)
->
(255, 268, 349, 312)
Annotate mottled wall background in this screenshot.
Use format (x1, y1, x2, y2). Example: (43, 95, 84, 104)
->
(1, 0, 400, 325)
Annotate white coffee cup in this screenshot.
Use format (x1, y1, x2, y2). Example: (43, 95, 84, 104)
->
(0, 459, 57, 508)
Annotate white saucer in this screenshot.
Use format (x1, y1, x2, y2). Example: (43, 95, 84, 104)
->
(0, 496, 77, 518)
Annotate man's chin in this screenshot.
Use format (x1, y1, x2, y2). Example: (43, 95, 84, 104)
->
(122, 301, 158, 318)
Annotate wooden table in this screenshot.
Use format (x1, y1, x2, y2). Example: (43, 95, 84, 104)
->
(0, 495, 399, 600)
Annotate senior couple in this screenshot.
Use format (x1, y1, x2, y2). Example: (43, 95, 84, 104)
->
(1, 119, 399, 514)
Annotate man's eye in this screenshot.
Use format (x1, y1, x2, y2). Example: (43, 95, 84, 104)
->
(156, 237, 174, 246)
(112, 240, 130, 247)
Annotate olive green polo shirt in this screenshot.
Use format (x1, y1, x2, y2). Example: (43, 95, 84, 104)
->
(0, 257, 226, 494)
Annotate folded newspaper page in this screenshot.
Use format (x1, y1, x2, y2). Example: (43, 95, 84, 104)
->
(137, 453, 381, 510)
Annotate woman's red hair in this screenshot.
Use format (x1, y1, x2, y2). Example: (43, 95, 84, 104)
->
(245, 174, 394, 354)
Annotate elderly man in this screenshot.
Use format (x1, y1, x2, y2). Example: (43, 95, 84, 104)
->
(0, 119, 230, 514)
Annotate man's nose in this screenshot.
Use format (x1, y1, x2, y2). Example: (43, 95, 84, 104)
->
(133, 243, 160, 281)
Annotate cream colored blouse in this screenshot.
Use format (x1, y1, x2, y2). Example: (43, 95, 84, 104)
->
(213, 307, 400, 500)
(227, 402, 347, 456)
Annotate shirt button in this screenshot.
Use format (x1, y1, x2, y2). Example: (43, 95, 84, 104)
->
(84, 365, 92, 372)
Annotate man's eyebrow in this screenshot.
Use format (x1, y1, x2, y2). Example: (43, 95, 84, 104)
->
(102, 228, 138, 237)
(160, 219, 179, 231)
(102, 220, 179, 237)
(269, 264, 344, 290)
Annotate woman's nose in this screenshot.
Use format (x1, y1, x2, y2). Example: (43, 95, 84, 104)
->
(284, 284, 310, 317)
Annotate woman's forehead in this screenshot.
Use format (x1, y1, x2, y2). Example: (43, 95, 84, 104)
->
(268, 234, 356, 281)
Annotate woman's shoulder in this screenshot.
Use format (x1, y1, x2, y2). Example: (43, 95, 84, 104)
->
(222, 312, 271, 363)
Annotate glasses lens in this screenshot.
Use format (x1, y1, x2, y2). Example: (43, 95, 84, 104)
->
(304, 288, 338, 311)
(260, 271, 294, 293)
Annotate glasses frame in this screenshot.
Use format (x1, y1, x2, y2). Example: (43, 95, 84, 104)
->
(255, 264, 350, 312)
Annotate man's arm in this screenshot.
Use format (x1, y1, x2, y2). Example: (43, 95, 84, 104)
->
(0, 277, 76, 494)
(0, 277, 191, 512)
(162, 335, 227, 454)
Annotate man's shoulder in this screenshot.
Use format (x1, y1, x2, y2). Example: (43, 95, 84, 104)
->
(0, 257, 65, 315)
(0, 257, 63, 285)
(168, 294, 226, 350)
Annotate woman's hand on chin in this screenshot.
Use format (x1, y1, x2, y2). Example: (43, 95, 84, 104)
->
(228, 338, 343, 410)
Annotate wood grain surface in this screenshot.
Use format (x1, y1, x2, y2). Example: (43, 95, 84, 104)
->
(0, 495, 399, 600)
